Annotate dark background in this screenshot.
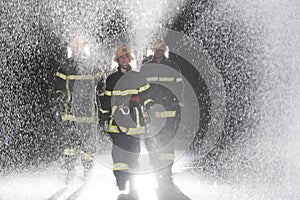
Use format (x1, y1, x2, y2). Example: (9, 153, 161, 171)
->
(0, 0, 259, 174)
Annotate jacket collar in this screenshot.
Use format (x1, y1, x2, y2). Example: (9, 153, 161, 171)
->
(117, 65, 132, 73)
(150, 55, 167, 64)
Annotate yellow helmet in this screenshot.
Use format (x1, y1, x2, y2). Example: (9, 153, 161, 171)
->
(114, 45, 131, 61)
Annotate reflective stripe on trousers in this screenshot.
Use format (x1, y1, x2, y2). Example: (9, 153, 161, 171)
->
(113, 162, 129, 171)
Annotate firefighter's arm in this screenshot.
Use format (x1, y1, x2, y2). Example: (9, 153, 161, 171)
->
(53, 68, 68, 121)
(54, 68, 68, 108)
(98, 94, 111, 124)
(138, 81, 154, 124)
(96, 77, 107, 121)
(98, 77, 113, 125)
(173, 62, 184, 106)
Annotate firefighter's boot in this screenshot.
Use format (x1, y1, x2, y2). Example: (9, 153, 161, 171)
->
(114, 171, 128, 191)
(63, 155, 76, 184)
(155, 168, 190, 200)
(156, 184, 190, 200)
(65, 168, 76, 185)
(117, 174, 139, 200)
(82, 160, 93, 182)
(128, 174, 139, 200)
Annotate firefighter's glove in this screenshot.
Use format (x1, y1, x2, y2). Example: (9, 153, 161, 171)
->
(141, 105, 151, 124)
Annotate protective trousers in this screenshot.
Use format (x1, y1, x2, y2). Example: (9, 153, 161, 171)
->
(108, 132, 140, 190)
(144, 104, 180, 187)
(63, 123, 97, 176)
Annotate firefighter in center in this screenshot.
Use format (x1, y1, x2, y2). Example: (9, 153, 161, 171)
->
(98, 45, 152, 200)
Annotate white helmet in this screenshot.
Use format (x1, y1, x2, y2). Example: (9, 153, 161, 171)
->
(150, 37, 167, 51)
(67, 35, 90, 59)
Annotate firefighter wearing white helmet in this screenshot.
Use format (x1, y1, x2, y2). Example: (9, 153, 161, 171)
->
(68, 36, 90, 59)
(54, 35, 104, 184)
(140, 38, 190, 200)
(98, 45, 152, 200)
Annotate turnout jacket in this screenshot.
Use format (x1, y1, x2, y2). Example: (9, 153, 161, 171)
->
(140, 56, 183, 119)
(54, 59, 104, 123)
(99, 66, 152, 135)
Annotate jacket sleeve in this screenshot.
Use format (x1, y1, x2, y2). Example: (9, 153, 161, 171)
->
(54, 67, 67, 112)
(138, 77, 154, 110)
(174, 62, 184, 105)
(98, 75, 113, 123)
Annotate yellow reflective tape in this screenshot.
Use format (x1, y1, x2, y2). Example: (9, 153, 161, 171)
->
(67, 75, 95, 80)
(158, 77, 175, 82)
(155, 110, 177, 118)
(144, 98, 154, 107)
(66, 79, 71, 114)
(112, 89, 139, 96)
(55, 90, 63, 94)
(108, 106, 117, 126)
(107, 125, 119, 133)
(146, 77, 159, 82)
(74, 116, 98, 123)
(99, 108, 110, 114)
(118, 126, 128, 133)
(81, 151, 95, 161)
(98, 92, 105, 97)
(104, 90, 112, 96)
(147, 76, 182, 83)
(64, 148, 77, 156)
(55, 90, 63, 101)
(56, 72, 102, 80)
(104, 85, 149, 97)
(61, 114, 98, 123)
(113, 162, 129, 171)
(90, 79, 96, 115)
(56, 72, 67, 80)
(61, 114, 76, 121)
(176, 77, 183, 82)
(159, 153, 175, 161)
(126, 126, 145, 135)
(107, 125, 145, 135)
(135, 107, 140, 128)
(111, 90, 122, 96)
(105, 89, 140, 96)
(139, 84, 150, 92)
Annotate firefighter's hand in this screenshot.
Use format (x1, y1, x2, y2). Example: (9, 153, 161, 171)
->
(143, 110, 151, 124)
(98, 118, 107, 128)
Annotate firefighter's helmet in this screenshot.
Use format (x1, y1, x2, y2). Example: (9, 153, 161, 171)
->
(150, 38, 167, 51)
(68, 35, 90, 59)
(114, 45, 131, 61)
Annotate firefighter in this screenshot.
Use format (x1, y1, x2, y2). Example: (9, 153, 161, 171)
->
(54, 35, 104, 183)
(140, 38, 190, 200)
(98, 45, 152, 200)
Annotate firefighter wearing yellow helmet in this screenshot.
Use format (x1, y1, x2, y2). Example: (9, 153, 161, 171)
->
(98, 45, 152, 199)
(113, 45, 131, 61)
(54, 35, 104, 183)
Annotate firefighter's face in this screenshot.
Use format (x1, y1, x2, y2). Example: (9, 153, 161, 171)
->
(72, 47, 83, 59)
(154, 49, 165, 60)
(118, 54, 131, 68)
(72, 45, 90, 60)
